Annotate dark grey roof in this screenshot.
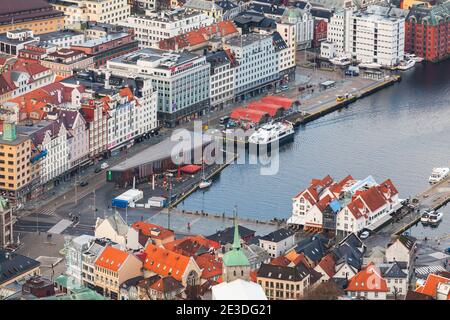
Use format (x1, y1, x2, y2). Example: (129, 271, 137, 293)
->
(234, 11, 277, 30)
(339, 233, 364, 251)
(247, 235, 261, 246)
(260, 228, 294, 243)
(248, 4, 286, 16)
(294, 234, 329, 263)
(382, 262, 408, 278)
(0, 249, 40, 285)
(206, 50, 231, 70)
(120, 276, 144, 289)
(257, 263, 310, 281)
(217, 0, 238, 11)
(333, 243, 363, 270)
(271, 32, 288, 52)
(207, 225, 255, 245)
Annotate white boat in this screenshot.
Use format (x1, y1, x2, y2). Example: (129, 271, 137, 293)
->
(198, 163, 212, 189)
(396, 59, 416, 71)
(248, 121, 294, 146)
(358, 62, 382, 70)
(421, 210, 433, 223)
(429, 167, 449, 184)
(404, 53, 424, 63)
(199, 179, 212, 189)
(428, 211, 443, 224)
(330, 56, 351, 66)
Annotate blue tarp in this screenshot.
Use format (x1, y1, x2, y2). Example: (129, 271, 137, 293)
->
(112, 198, 128, 208)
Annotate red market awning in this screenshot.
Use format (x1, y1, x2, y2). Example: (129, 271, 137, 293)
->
(180, 164, 202, 174)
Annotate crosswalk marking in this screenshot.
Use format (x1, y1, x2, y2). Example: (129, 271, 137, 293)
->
(39, 208, 56, 216)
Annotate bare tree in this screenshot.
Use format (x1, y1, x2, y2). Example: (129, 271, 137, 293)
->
(303, 281, 344, 300)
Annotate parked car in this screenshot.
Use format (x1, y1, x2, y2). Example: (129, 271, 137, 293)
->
(359, 230, 370, 239)
(79, 181, 89, 187)
(94, 167, 101, 173)
(280, 84, 289, 91)
(100, 162, 109, 170)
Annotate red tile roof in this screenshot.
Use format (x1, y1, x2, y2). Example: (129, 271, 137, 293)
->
(132, 221, 174, 240)
(194, 253, 222, 280)
(317, 253, 336, 278)
(416, 273, 450, 299)
(346, 263, 388, 293)
(95, 246, 129, 272)
(143, 244, 191, 281)
(270, 256, 291, 266)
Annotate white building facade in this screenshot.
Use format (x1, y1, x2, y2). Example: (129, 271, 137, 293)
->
(124, 9, 214, 48)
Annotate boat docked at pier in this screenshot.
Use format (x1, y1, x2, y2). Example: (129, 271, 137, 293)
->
(429, 167, 449, 184)
(330, 56, 351, 66)
(248, 121, 294, 147)
(358, 62, 382, 70)
(428, 211, 443, 225)
(421, 210, 433, 223)
(396, 59, 416, 71)
(405, 53, 424, 63)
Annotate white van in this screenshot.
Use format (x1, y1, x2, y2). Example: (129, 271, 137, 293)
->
(101, 162, 109, 170)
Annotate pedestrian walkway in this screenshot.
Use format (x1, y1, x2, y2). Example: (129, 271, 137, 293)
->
(47, 219, 73, 235)
(39, 208, 56, 216)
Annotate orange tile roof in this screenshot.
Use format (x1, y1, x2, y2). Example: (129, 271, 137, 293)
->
(270, 256, 291, 266)
(285, 250, 299, 262)
(416, 273, 450, 299)
(143, 244, 191, 282)
(194, 253, 222, 280)
(95, 246, 129, 272)
(346, 263, 388, 293)
(132, 221, 174, 240)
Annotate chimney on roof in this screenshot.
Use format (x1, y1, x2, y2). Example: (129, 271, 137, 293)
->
(105, 71, 111, 90)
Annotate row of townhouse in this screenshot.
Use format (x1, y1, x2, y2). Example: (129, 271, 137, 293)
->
(0, 70, 157, 203)
(287, 174, 402, 238)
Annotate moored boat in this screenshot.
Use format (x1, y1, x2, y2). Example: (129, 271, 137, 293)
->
(396, 59, 416, 71)
(429, 167, 449, 184)
(428, 211, 443, 225)
(248, 121, 295, 147)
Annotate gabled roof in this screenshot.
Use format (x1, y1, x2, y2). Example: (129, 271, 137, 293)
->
(382, 262, 407, 279)
(260, 228, 294, 243)
(270, 255, 291, 266)
(345, 263, 388, 293)
(317, 253, 336, 278)
(149, 276, 184, 293)
(207, 225, 255, 245)
(333, 242, 363, 270)
(194, 253, 222, 280)
(415, 273, 450, 299)
(95, 246, 129, 272)
(0, 249, 40, 285)
(257, 263, 311, 282)
(132, 221, 174, 241)
(339, 233, 364, 251)
(294, 234, 328, 263)
(396, 235, 416, 251)
(143, 244, 191, 282)
(104, 212, 129, 236)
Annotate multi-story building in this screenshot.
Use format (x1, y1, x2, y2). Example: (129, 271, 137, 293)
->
(0, 249, 40, 290)
(39, 48, 95, 78)
(81, 238, 115, 290)
(49, 0, 131, 28)
(70, 31, 139, 68)
(273, 31, 296, 84)
(259, 228, 296, 258)
(125, 9, 214, 48)
(50, 109, 90, 169)
(65, 235, 95, 284)
(321, 8, 352, 59)
(183, 0, 224, 20)
(0, 123, 34, 204)
(107, 48, 210, 127)
(206, 50, 235, 110)
(345, 263, 388, 300)
(288, 175, 402, 238)
(0, 29, 37, 56)
(61, 70, 158, 155)
(0, 197, 13, 248)
(223, 33, 278, 101)
(405, 3, 450, 62)
(349, 5, 407, 67)
(39, 29, 86, 48)
(313, 18, 328, 48)
(0, 58, 56, 104)
(28, 121, 70, 187)
(0, 0, 64, 35)
(94, 246, 143, 300)
(257, 263, 311, 300)
(279, 7, 314, 50)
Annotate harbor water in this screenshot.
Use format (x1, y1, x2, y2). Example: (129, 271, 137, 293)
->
(177, 60, 450, 239)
